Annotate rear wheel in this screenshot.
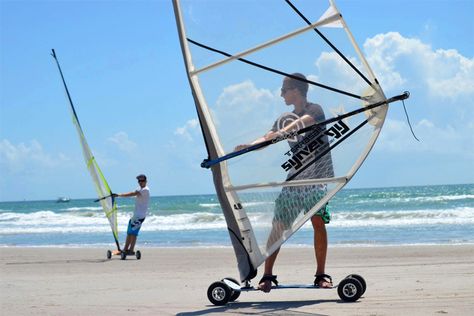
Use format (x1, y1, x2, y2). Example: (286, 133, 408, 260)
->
(106, 250, 112, 259)
(207, 281, 232, 305)
(136, 250, 141, 260)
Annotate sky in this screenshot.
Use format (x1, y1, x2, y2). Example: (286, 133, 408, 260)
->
(1, 0, 473, 202)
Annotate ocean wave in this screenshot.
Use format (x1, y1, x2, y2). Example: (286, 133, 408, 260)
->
(1, 207, 472, 234)
(62, 206, 103, 211)
(330, 207, 474, 227)
(199, 203, 220, 208)
(348, 194, 474, 204)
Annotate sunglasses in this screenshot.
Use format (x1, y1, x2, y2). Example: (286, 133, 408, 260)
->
(138, 179, 146, 183)
(281, 87, 295, 94)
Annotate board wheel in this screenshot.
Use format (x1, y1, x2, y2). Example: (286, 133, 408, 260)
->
(120, 252, 127, 260)
(207, 281, 232, 306)
(337, 277, 363, 302)
(136, 250, 141, 260)
(223, 277, 241, 302)
(106, 250, 112, 259)
(345, 274, 366, 295)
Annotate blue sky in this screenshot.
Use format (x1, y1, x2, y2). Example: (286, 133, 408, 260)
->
(1, 0, 473, 202)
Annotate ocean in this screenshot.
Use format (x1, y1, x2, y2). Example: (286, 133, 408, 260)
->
(1, 184, 473, 248)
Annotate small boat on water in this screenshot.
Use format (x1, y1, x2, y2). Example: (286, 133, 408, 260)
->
(56, 197, 71, 203)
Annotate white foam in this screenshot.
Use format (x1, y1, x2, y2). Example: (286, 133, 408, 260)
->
(1, 207, 473, 234)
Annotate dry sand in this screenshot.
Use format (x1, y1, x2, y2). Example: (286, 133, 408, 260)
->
(1, 245, 473, 315)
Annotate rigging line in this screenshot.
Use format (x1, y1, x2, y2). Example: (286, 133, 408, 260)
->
(284, 0, 372, 87)
(187, 38, 362, 100)
(201, 91, 409, 169)
(401, 94, 420, 141)
(288, 119, 369, 181)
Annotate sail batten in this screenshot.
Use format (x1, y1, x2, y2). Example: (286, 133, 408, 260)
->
(191, 13, 341, 76)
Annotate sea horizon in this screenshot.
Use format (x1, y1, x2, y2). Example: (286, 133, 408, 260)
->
(2, 182, 473, 203)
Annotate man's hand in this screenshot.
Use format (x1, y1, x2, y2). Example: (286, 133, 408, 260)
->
(234, 144, 250, 152)
(265, 131, 281, 140)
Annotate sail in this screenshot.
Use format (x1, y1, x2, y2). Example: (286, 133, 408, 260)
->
(173, 0, 408, 281)
(51, 50, 120, 251)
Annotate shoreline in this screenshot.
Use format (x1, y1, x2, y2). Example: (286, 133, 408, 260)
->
(1, 244, 473, 315)
(2, 242, 474, 248)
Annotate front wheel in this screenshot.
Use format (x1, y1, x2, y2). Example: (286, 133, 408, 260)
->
(207, 281, 232, 306)
(106, 250, 112, 259)
(337, 277, 363, 302)
(345, 274, 366, 295)
(136, 250, 141, 260)
(120, 252, 127, 260)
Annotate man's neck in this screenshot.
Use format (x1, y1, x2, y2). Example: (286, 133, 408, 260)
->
(293, 96, 308, 114)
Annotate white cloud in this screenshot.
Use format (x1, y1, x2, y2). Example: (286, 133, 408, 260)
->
(313, 52, 367, 93)
(356, 32, 474, 158)
(378, 118, 474, 158)
(214, 80, 281, 149)
(364, 32, 474, 98)
(0, 139, 69, 173)
(174, 119, 199, 141)
(107, 131, 137, 152)
(216, 80, 276, 112)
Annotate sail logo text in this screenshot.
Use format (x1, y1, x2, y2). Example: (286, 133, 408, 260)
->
(281, 121, 350, 172)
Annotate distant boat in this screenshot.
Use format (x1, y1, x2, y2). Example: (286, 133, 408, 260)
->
(56, 197, 71, 203)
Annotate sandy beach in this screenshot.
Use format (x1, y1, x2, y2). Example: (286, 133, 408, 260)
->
(1, 245, 473, 315)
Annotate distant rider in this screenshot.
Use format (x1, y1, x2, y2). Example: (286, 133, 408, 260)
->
(112, 174, 150, 255)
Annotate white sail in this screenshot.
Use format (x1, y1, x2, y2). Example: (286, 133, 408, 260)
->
(51, 50, 120, 250)
(173, 0, 408, 281)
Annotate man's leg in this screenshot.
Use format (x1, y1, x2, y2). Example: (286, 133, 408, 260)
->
(128, 235, 137, 253)
(311, 215, 332, 287)
(123, 234, 132, 252)
(263, 247, 280, 275)
(258, 247, 280, 292)
(259, 221, 285, 292)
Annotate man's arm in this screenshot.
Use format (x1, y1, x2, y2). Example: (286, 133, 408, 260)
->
(234, 115, 315, 151)
(117, 191, 140, 198)
(265, 114, 315, 139)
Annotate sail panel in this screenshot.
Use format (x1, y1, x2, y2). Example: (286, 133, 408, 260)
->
(174, 0, 390, 281)
(52, 50, 120, 248)
(72, 105, 119, 245)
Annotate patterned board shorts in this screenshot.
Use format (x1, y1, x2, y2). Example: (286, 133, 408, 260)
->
(127, 217, 145, 236)
(274, 185, 331, 229)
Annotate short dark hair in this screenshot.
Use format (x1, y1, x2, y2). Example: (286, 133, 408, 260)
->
(287, 73, 308, 97)
(136, 174, 147, 181)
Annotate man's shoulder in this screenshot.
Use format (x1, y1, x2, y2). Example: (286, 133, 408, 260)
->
(306, 102, 325, 122)
(136, 186, 150, 195)
(142, 186, 150, 197)
(307, 102, 323, 111)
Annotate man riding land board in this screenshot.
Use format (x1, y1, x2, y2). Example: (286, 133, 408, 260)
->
(112, 174, 150, 255)
(235, 73, 334, 292)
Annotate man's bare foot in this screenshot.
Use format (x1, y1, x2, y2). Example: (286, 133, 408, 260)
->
(258, 280, 272, 293)
(314, 274, 333, 288)
(112, 250, 121, 255)
(258, 274, 278, 293)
